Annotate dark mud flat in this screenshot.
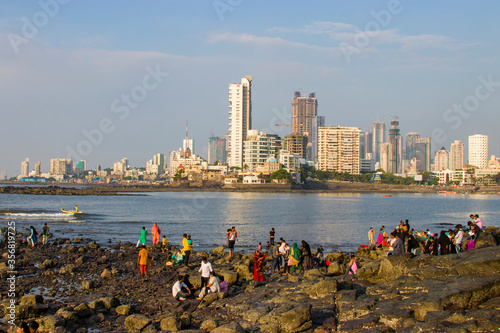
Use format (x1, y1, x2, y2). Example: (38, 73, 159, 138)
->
(0, 186, 138, 196)
(1, 227, 500, 332)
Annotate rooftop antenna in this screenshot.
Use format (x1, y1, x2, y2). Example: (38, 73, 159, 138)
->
(186, 120, 188, 138)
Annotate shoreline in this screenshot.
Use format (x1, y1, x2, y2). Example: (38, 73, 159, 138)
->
(1, 228, 499, 332)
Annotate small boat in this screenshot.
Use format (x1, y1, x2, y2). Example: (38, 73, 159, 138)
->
(382, 195, 392, 197)
(438, 191, 457, 194)
(61, 208, 83, 214)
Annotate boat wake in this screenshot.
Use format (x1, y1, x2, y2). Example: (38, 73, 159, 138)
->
(0, 212, 76, 220)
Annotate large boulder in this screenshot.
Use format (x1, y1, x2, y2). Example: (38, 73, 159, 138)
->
(20, 295, 44, 305)
(210, 246, 226, 255)
(36, 315, 65, 333)
(124, 314, 151, 331)
(160, 316, 182, 331)
(99, 297, 120, 309)
(73, 303, 93, 318)
(200, 319, 218, 331)
(211, 321, 245, 333)
(116, 304, 133, 316)
(327, 261, 344, 276)
(277, 305, 312, 332)
(234, 264, 252, 281)
(303, 279, 337, 298)
(220, 270, 239, 285)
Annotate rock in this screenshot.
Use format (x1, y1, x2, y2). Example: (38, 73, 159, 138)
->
(200, 319, 218, 331)
(20, 295, 44, 305)
(220, 270, 239, 285)
(180, 313, 192, 328)
(160, 316, 182, 331)
(303, 279, 338, 298)
(99, 297, 120, 309)
(7, 304, 39, 320)
(278, 305, 312, 332)
(88, 241, 100, 249)
(304, 268, 323, 279)
(55, 308, 78, 322)
(326, 252, 344, 264)
(211, 321, 245, 333)
(42, 259, 55, 268)
(116, 304, 133, 316)
(288, 275, 300, 283)
(88, 300, 106, 312)
(201, 292, 219, 305)
(75, 256, 85, 266)
(210, 246, 226, 255)
(73, 303, 93, 318)
(59, 264, 76, 274)
(81, 280, 94, 290)
(124, 314, 151, 331)
(327, 261, 345, 275)
(233, 265, 252, 281)
(100, 268, 112, 279)
(36, 315, 65, 332)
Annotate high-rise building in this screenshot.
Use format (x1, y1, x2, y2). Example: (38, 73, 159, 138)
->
(318, 126, 361, 174)
(387, 118, 402, 174)
(50, 158, 73, 175)
(434, 147, 449, 171)
(228, 75, 252, 168)
(309, 116, 325, 164)
(113, 158, 129, 173)
(76, 160, 86, 171)
(243, 130, 281, 171)
(365, 132, 373, 157)
(406, 132, 420, 162)
(21, 158, 29, 178)
(372, 120, 386, 163)
(183, 121, 195, 154)
(449, 140, 465, 170)
(146, 153, 166, 175)
(283, 135, 308, 159)
(380, 143, 391, 173)
(415, 138, 431, 172)
(208, 136, 227, 165)
(360, 132, 366, 160)
(34, 161, 41, 177)
(468, 134, 489, 169)
(292, 92, 318, 136)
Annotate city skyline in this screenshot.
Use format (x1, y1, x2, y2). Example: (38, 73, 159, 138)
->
(1, 1, 500, 176)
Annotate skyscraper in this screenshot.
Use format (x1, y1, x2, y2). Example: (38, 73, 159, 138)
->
(434, 147, 449, 171)
(406, 132, 420, 162)
(372, 120, 386, 164)
(292, 92, 318, 136)
(283, 135, 308, 160)
(468, 134, 489, 169)
(318, 126, 361, 174)
(183, 121, 194, 154)
(228, 75, 252, 168)
(243, 130, 281, 171)
(387, 118, 402, 174)
(208, 136, 227, 165)
(310, 116, 325, 164)
(415, 137, 431, 172)
(34, 161, 41, 177)
(50, 158, 73, 175)
(449, 140, 464, 170)
(365, 132, 373, 157)
(21, 158, 29, 178)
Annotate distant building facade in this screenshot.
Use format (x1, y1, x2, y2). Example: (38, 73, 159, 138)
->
(415, 137, 431, 172)
(468, 134, 489, 169)
(318, 126, 361, 174)
(449, 140, 465, 171)
(243, 130, 281, 171)
(372, 120, 386, 164)
(291, 91, 318, 136)
(21, 158, 29, 178)
(228, 75, 252, 168)
(208, 136, 227, 165)
(387, 119, 402, 174)
(50, 158, 73, 175)
(434, 147, 449, 171)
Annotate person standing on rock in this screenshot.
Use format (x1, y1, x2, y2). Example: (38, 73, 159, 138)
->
(377, 226, 387, 247)
(42, 223, 50, 245)
(27, 226, 38, 247)
(198, 256, 213, 288)
(269, 228, 275, 246)
(300, 240, 312, 270)
(232, 226, 238, 242)
(253, 249, 267, 281)
(454, 225, 464, 253)
(137, 245, 150, 281)
(151, 223, 161, 245)
(227, 229, 236, 259)
(182, 234, 192, 266)
(137, 227, 147, 247)
(368, 227, 376, 247)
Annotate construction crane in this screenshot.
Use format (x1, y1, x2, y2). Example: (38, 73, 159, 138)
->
(274, 122, 304, 135)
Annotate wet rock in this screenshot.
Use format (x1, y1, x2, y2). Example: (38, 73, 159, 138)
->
(42, 259, 55, 268)
(73, 303, 93, 318)
(55, 308, 78, 322)
(160, 316, 182, 331)
(59, 264, 75, 274)
(211, 321, 245, 333)
(36, 315, 65, 333)
(81, 280, 94, 290)
(124, 314, 151, 331)
(200, 319, 218, 330)
(100, 268, 112, 279)
(20, 295, 44, 305)
(10, 304, 39, 320)
(99, 297, 120, 309)
(116, 304, 133, 316)
(210, 246, 226, 255)
(88, 300, 106, 312)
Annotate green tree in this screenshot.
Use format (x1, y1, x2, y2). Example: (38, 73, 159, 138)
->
(270, 169, 291, 181)
(173, 169, 184, 181)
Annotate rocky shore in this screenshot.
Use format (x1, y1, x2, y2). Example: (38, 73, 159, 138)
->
(1, 227, 500, 332)
(0, 186, 131, 196)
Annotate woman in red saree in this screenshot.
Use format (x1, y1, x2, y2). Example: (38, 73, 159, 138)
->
(253, 250, 267, 281)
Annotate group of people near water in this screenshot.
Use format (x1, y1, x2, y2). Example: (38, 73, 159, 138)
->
(367, 214, 485, 256)
(23, 224, 50, 247)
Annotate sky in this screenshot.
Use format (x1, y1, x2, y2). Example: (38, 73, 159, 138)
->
(1, 0, 499, 177)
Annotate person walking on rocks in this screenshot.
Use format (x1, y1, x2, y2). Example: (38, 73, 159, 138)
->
(137, 245, 150, 281)
(137, 227, 147, 247)
(253, 249, 267, 281)
(151, 223, 161, 245)
(198, 256, 213, 288)
(368, 227, 376, 247)
(27, 226, 38, 247)
(269, 228, 275, 246)
(182, 233, 192, 266)
(342, 254, 358, 281)
(42, 223, 50, 245)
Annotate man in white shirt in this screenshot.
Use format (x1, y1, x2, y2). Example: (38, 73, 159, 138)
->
(197, 271, 220, 300)
(454, 224, 464, 253)
(198, 256, 213, 289)
(172, 274, 190, 301)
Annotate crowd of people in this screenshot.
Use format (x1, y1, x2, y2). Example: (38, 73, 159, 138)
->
(368, 214, 485, 256)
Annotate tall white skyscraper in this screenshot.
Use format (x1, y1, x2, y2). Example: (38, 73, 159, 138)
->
(228, 75, 252, 168)
(468, 134, 489, 169)
(372, 120, 386, 164)
(449, 140, 464, 170)
(434, 147, 449, 171)
(182, 121, 194, 154)
(21, 158, 29, 178)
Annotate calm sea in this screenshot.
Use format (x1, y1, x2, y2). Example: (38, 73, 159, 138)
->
(1, 191, 498, 253)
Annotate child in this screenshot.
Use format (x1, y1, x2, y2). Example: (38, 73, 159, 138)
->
(257, 242, 262, 251)
(161, 236, 168, 253)
(219, 274, 228, 292)
(187, 235, 193, 246)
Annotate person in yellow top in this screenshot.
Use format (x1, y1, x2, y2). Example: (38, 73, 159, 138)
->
(137, 245, 150, 281)
(161, 235, 168, 253)
(182, 233, 192, 266)
(74, 205, 79, 212)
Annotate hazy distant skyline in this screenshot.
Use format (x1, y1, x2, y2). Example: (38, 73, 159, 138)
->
(1, 1, 499, 176)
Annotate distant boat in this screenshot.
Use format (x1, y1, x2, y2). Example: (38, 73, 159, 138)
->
(61, 208, 83, 214)
(382, 195, 392, 197)
(438, 191, 457, 194)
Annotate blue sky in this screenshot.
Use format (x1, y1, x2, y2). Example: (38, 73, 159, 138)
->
(1, 0, 499, 176)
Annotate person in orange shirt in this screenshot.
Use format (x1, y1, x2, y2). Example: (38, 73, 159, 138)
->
(137, 245, 151, 281)
(151, 223, 161, 245)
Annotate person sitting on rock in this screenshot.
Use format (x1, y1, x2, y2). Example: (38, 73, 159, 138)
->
(172, 274, 191, 301)
(196, 271, 220, 300)
(219, 274, 228, 292)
